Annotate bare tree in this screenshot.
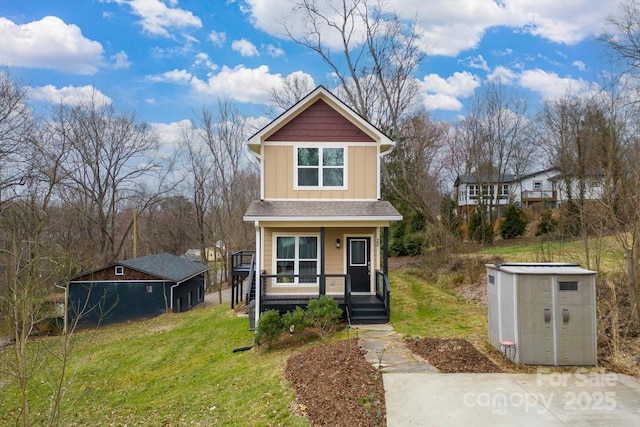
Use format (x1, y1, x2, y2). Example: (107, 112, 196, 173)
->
(46, 95, 169, 266)
(455, 82, 535, 242)
(0, 69, 33, 205)
(269, 72, 316, 113)
(282, 0, 424, 132)
(280, 0, 428, 231)
(181, 100, 258, 301)
(384, 111, 448, 223)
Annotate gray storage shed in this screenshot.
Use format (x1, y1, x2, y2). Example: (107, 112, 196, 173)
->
(486, 263, 597, 366)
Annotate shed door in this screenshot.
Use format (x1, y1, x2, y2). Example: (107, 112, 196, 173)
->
(517, 275, 554, 365)
(347, 237, 370, 293)
(556, 278, 596, 365)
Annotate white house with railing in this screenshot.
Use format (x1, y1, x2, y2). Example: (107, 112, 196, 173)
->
(454, 168, 604, 223)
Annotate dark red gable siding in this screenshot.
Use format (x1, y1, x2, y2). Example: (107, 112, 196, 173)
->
(266, 99, 375, 142)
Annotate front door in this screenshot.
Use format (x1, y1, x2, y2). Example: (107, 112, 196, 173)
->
(347, 237, 370, 293)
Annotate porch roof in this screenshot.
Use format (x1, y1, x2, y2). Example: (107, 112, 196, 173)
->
(243, 200, 402, 222)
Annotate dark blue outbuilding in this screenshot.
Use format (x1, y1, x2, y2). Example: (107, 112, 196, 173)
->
(69, 253, 209, 326)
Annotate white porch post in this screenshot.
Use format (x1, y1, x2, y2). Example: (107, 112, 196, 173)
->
(254, 221, 261, 330)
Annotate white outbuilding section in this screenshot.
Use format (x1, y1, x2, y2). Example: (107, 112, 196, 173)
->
(486, 263, 597, 366)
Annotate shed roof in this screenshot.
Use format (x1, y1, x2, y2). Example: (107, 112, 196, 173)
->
(119, 253, 209, 282)
(72, 253, 209, 283)
(486, 262, 596, 275)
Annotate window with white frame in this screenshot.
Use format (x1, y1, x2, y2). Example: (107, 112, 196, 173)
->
(468, 184, 479, 197)
(500, 184, 509, 196)
(275, 235, 319, 284)
(296, 147, 344, 188)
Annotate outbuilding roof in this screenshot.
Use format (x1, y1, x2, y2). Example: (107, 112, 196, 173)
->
(119, 253, 209, 282)
(72, 253, 209, 283)
(486, 262, 597, 275)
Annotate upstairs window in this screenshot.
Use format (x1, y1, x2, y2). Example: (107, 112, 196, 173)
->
(533, 180, 543, 190)
(468, 184, 479, 197)
(296, 147, 344, 188)
(500, 184, 509, 196)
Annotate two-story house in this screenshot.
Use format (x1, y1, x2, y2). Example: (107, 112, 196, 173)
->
(454, 167, 604, 224)
(454, 174, 516, 223)
(232, 86, 402, 326)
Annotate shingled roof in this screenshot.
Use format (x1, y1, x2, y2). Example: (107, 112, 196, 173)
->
(243, 200, 402, 222)
(119, 253, 209, 282)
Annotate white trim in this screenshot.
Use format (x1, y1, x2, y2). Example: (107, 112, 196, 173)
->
(294, 146, 347, 190)
(69, 279, 171, 284)
(247, 87, 394, 151)
(272, 233, 321, 287)
(262, 197, 381, 202)
(343, 233, 375, 294)
(254, 222, 261, 329)
(244, 215, 402, 222)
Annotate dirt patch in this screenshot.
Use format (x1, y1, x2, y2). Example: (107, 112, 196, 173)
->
(285, 340, 386, 427)
(405, 337, 503, 373)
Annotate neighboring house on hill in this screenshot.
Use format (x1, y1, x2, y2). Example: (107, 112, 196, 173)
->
(69, 253, 209, 326)
(514, 168, 559, 209)
(549, 170, 605, 204)
(454, 167, 605, 223)
(232, 86, 402, 325)
(454, 174, 516, 223)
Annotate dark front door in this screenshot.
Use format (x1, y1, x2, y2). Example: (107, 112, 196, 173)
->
(347, 237, 370, 293)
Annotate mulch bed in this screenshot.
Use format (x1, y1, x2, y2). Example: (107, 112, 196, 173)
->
(405, 337, 503, 373)
(285, 340, 386, 427)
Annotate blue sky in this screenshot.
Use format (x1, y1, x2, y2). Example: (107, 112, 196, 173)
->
(0, 0, 622, 142)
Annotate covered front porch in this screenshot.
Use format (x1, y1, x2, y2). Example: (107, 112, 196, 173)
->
(231, 224, 392, 324)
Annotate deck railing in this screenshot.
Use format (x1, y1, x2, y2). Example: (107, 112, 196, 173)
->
(230, 250, 255, 309)
(376, 270, 391, 321)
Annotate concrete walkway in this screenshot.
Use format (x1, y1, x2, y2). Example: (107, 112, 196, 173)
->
(355, 324, 640, 426)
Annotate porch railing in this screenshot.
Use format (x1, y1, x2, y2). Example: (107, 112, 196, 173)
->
(258, 274, 351, 316)
(230, 250, 255, 309)
(375, 270, 391, 321)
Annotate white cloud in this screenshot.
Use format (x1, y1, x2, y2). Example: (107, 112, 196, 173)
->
(423, 93, 463, 111)
(193, 52, 216, 70)
(572, 60, 587, 71)
(151, 119, 192, 154)
(147, 68, 193, 83)
(208, 30, 226, 46)
(232, 39, 259, 57)
(519, 69, 593, 99)
(105, 0, 202, 37)
(460, 54, 489, 71)
(111, 51, 131, 69)
(245, 0, 613, 57)
(0, 16, 104, 74)
(421, 71, 480, 111)
(266, 44, 285, 58)
(487, 66, 517, 84)
(28, 85, 112, 105)
(190, 65, 313, 104)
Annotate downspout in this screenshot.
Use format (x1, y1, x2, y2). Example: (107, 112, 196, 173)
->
(169, 269, 209, 312)
(254, 221, 261, 330)
(320, 227, 325, 295)
(54, 283, 68, 335)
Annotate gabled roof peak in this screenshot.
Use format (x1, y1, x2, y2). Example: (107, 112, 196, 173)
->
(247, 85, 394, 154)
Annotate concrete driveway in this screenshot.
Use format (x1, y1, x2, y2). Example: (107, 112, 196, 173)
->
(384, 371, 640, 426)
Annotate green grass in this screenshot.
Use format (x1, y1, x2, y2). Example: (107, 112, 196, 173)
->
(2, 236, 626, 425)
(389, 268, 486, 342)
(0, 306, 308, 426)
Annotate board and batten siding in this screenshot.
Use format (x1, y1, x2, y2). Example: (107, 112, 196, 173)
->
(262, 144, 378, 199)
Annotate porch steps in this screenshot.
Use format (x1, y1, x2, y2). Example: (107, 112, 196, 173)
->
(350, 296, 388, 324)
